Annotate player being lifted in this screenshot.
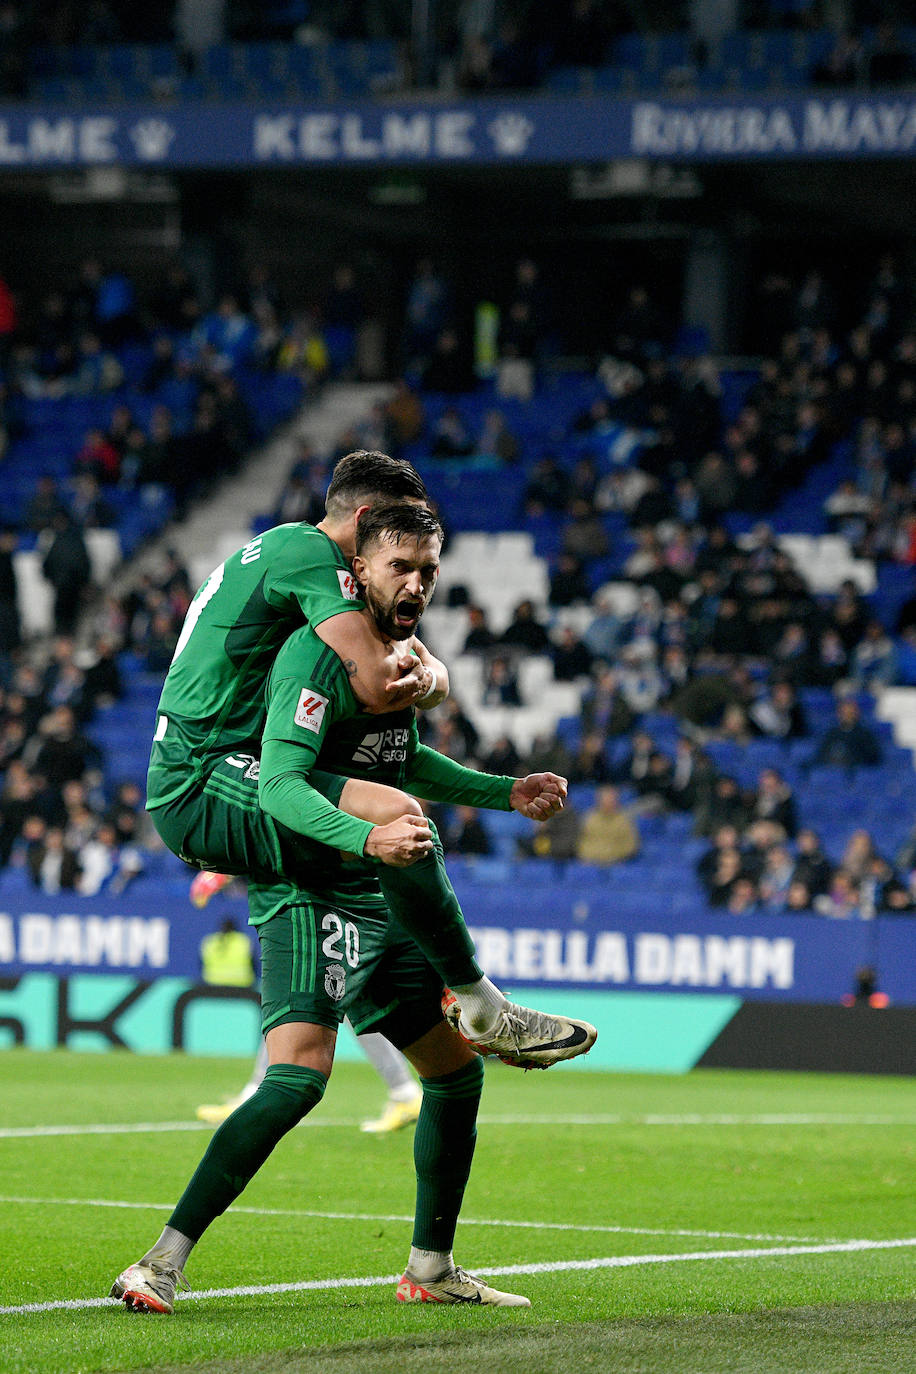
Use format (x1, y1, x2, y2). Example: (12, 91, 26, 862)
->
(145, 449, 591, 1066)
(111, 504, 595, 1312)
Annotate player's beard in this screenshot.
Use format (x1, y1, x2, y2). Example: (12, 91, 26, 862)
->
(363, 583, 423, 641)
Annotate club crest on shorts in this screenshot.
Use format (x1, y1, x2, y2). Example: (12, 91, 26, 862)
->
(294, 688, 329, 732)
(324, 962, 346, 1002)
(225, 751, 259, 778)
(337, 569, 360, 600)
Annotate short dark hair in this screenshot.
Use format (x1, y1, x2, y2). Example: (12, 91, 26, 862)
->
(325, 450, 427, 519)
(355, 503, 443, 557)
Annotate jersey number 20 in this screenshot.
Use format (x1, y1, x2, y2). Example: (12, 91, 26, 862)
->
(322, 912, 360, 968)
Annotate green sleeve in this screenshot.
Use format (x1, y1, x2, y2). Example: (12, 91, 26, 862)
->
(258, 630, 374, 855)
(406, 740, 515, 811)
(260, 739, 374, 853)
(266, 525, 366, 630)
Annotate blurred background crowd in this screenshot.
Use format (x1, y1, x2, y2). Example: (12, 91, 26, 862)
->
(2, 235, 916, 923)
(0, 0, 913, 941)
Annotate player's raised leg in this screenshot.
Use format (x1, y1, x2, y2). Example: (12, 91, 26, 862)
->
(338, 777, 597, 1069)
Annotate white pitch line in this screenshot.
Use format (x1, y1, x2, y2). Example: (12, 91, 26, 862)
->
(0, 1120, 336, 1139)
(4, 1112, 916, 1140)
(3, 1237, 915, 1317)
(481, 1114, 916, 1126)
(0, 1196, 824, 1245)
(640, 1114, 916, 1126)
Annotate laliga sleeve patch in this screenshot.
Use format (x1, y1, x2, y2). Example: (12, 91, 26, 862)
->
(294, 687, 329, 733)
(337, 569, 360, 600)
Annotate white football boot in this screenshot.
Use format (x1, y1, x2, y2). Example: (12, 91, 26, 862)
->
(110, 1261, 190, 1314)
(442, 989, 596, 1070)
(397, 1266, 530, 1307)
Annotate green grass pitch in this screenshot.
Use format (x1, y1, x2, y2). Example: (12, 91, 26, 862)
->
(1, 1048, 915, 1373)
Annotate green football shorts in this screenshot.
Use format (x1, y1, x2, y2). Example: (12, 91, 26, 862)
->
(254, 887, 444, 1050)
(149, 755, 369, 896)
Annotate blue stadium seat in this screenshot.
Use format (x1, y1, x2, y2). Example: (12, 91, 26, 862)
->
(613, 33, 649, 70)
(546, 66, 592, 94)
(65, 45, 98, 77)
(245, 42, 291, 81)
(797, 29, 834, 73)
(33, 77, 72, 102)
(288, 44, 324, 80)
(200, 44, 253, 98)
(654, 33, 692, 69)
(593, 66, 639, 94)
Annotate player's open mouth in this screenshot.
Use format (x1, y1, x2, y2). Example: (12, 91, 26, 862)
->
(395, 601, 421, 628)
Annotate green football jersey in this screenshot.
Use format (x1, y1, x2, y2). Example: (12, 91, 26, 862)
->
(316, 693, 416, 787)
(258, 623, 415, 837)
(147, 523, 364, 809)
(253, 622, 515, 924)
(257, 621, 513, 869)
(252, 623, 414, 920)
(259, 620, 517, 846)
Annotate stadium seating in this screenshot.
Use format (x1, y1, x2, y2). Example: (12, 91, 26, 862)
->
(2, 203, 915, 931)
(24, 38, 402, 103)
(0, 364, 303, 588)
(14, 22, 916, 106)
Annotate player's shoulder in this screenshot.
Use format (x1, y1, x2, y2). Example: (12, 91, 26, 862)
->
(263, 521, 347, 569)
(273, 624, 349, 691)
(274, 621, 325, 666)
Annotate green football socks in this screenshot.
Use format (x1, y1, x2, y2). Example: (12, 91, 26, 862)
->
(411, 1057, 485, 1254)
(166, 1063, 327, 1244)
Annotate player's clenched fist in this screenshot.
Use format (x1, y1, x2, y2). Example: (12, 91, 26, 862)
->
(365, 813, 434, 866)
(508, 772, 569, 821)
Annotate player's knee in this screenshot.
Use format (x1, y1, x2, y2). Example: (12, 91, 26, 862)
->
(420, 1053, 485, 1100)
(396, 792, 425, 820)
(257, 1063, 328, 1128)
(376, 789, 423, 824)
(455, 1054, 485, 1097)
(266, 1021, 336, 1079)
(349, 782, 423, 826)
(405, 1022, 482, 1081)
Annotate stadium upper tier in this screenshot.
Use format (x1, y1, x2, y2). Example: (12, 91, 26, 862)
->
(15, 28, 916, 105)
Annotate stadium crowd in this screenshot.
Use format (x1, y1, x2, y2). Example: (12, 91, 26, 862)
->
(0, 253, 333, 525)
(322, 248, 916, 918)
(1, 241, 916, 921)
(0, 636, 151, 896)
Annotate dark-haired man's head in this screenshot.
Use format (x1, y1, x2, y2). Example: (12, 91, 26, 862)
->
(352, 504, 442, 640)
(324, 450, 428, 522)
(319, 450, 429, 559)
